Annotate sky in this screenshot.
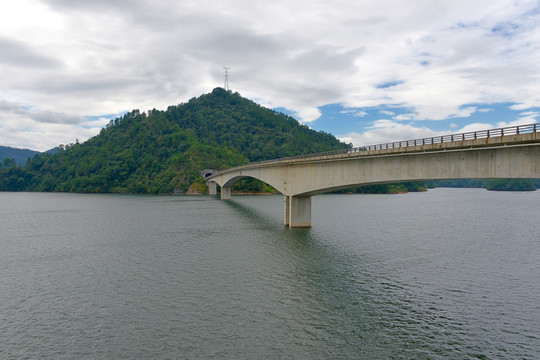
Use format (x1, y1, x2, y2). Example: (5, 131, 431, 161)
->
(0, 0, 539, 151)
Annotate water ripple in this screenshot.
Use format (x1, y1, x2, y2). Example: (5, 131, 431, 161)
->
(0, 190, 538, 358)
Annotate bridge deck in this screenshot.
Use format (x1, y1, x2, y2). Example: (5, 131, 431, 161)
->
(211, 124, 539, 176)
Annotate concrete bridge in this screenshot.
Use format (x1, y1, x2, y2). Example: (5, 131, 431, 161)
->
(206, 123, 540, 227)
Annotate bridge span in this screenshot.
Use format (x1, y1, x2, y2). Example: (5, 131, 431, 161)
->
(206, 124, 540, 227)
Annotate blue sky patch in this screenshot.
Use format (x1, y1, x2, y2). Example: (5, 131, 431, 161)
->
(294, 102, 540, 136)
(375, 80, 404, 89)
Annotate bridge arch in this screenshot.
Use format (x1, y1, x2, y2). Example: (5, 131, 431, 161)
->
(208, 170, 286, 200)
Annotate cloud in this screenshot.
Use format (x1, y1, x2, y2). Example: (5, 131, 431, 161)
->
(29, 111, 82, 124)
(0, 121, 99, 151)
(393, 113, 416, 121)
(341, 109, 368, 117)
(450, 106, 477, 118)
(499, 112, 539, 126)
(0, 100, 82, 124)
(0, 99, 87, 150)
(339, 120, 445, 147)
(0, 100, 28, 114)
(375, 80, 404, 89)
(0, 0, 539, 150)
(456, 122, 496, 133)
(0, 37, 62, 68)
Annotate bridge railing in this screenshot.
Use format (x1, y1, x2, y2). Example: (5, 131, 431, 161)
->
(214, 123, 539, 172)
(362, 123, 538, 151)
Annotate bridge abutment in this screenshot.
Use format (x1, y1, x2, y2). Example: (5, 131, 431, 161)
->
(285, 195, 312, 228)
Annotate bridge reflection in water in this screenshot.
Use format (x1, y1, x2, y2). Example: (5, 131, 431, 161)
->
(207, 123, 540, 227)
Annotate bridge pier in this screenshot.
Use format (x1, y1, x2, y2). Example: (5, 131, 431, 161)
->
(208, 181, 217, 195)
(285, 195, 312, 228)
(284, 196, 289, 226)
(221, 186, 232, 200)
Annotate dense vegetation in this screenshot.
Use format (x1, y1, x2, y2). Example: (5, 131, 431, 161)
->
(333, 182, 428, 194)
(428, 179, 538, 191)
(485, 179, 536, 191)
(0, 88, 350, 193)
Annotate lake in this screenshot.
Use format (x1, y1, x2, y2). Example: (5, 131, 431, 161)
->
(1, 188, 539, 359)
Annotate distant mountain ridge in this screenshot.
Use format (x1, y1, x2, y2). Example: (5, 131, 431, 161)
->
(0, 146, 41, 165)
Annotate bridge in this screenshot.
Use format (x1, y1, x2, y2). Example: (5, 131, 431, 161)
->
(206, 123, 540, 227)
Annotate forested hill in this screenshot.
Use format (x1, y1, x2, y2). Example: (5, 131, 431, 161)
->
(0, 88, 349, 193)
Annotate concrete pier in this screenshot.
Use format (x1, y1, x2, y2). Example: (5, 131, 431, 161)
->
(284, 196, 290, 226)
(221, 186, 231, 200)
(287, 196, 312, 228)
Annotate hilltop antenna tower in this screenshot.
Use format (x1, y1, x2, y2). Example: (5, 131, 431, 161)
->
(223, 66, 230, 91)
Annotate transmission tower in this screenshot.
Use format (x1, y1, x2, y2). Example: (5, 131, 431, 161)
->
(223, 66, 230, 91)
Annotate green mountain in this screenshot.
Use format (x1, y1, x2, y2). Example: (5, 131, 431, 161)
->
(0, 88, 349, 193)
(0, 146, 40, 166)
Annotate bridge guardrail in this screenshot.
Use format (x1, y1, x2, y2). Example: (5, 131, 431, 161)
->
(212, 123, 539, 174)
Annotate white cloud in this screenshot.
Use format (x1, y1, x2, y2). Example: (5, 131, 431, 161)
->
(0, 116, 99, 151)
(455, 122, 495, 133)
(339, 120, 445, 147)
(497, 112, 539, 127)
(393, 113, 416, 121)
(450, 106, 477, 118)
(341, 109, 368, 117)
(0, 99, 96, 150)
(292, 106, 322, 123)
(0, 100, 82, 124)
(0, 0, 539, 149)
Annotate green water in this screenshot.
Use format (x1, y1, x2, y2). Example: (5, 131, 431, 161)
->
(1, 189, 539, 359)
